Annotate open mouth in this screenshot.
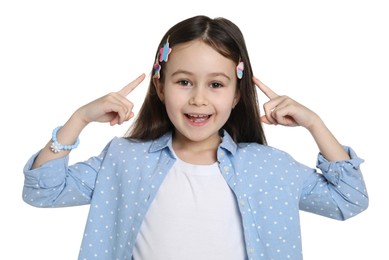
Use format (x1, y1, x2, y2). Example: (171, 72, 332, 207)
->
(185, 113, 211, 123)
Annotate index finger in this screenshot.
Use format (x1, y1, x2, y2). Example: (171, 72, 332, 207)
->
(252, 76, 279, 99)
(117, 73, 146, 96)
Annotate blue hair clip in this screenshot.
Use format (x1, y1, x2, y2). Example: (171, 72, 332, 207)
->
(159, 40, 172, 62)
(153, 38, 172, 79)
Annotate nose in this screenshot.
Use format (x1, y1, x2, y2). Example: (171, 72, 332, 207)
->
(189, 86, 208, 106)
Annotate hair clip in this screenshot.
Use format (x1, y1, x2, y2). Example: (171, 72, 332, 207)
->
(236, 61, 244, 79)
(159, 40, 172, 62)
(153, 38, 172, 79)
(153, 58, 161, 79)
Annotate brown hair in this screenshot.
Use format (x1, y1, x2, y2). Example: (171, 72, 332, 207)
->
(125, 15, 267, 145)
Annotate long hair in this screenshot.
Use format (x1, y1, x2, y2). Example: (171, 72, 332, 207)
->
(125, 15, 267, 145)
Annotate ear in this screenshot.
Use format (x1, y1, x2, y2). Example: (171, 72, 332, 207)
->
(153, 77, 165, 102)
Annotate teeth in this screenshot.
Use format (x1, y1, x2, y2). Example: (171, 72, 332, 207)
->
(187, 114, 208, 118)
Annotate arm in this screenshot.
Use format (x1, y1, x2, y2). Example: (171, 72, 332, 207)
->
(306, 115, 350, 161)
(253, 76, 349, 161)
(252, 77, 368, 218)
(31, 74, 145, 169)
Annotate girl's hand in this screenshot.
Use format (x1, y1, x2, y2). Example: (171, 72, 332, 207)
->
(253, 76, 320, 130)
(76, 73, 146, 126)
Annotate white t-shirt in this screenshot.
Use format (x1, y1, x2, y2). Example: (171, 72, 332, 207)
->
(133, 155, 246, 260)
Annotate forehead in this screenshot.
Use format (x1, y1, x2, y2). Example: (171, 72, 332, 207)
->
(165, 40, 236, 75)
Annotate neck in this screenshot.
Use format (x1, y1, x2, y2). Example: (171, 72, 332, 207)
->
(172, 132, 221, 165)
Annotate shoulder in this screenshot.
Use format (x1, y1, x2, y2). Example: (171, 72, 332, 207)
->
(220, 130, 296, 163)
(106, 133, 173, 156)
(234, 142, 301, 165)
(237, 142, 289, 157)
(104, 137, 153, 155)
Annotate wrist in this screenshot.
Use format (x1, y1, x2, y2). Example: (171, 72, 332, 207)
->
(73, 108, 92, 127)
(50, 126, 80, 153)
(305, 114, 325, 134)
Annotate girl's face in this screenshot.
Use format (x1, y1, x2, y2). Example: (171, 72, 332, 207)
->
(155, 40, 240, 148)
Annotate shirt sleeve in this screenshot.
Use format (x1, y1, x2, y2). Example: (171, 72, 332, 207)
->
(299, 146, 368, 220)
(22, 140, 113, 208)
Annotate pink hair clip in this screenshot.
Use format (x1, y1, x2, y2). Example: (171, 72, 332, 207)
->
(236, 61, 244, 79)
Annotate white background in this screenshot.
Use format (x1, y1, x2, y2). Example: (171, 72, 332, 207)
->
(1, 0, 387, 259)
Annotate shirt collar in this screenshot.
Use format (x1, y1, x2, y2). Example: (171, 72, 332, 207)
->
(219, 129, 238, 155)
(149, 132, 173, 153)
(148, 129, 237, 155)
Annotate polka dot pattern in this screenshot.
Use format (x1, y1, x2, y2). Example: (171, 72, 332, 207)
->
(23, 131, 368, 260)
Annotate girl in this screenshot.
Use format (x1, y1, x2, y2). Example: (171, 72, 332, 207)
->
(23, 15, 368, 260)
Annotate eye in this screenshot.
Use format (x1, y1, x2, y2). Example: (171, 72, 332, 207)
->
(210, 82, 223, 89)
(177, 80, 192, 87)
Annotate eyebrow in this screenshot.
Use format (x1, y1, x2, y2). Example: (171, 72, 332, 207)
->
(171, 70, 231, 80)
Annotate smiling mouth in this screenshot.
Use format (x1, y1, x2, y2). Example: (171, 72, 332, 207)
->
(185, 113, 211, 123)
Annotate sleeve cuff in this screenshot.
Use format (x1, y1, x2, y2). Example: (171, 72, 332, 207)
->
(23, 151, 69, 188)
(316, 146, 364, 185)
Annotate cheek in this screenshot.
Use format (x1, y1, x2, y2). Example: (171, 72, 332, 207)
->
(164, 93, 183, 117)
(215, 100, 234, 118)
(217, 92, 237, 109)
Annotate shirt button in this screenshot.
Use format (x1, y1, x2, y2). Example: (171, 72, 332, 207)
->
(240, 199, 245, 207)
(224, 166, 229, 172)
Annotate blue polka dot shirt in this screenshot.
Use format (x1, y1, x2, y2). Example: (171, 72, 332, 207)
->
(23, 130, 368, 260)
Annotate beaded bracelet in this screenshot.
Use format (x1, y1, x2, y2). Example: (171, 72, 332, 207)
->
(50, 126, 80, 153)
